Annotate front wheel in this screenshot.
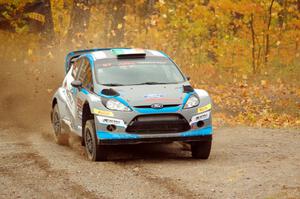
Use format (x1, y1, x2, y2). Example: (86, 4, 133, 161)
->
(84, 120, 108, 161)
(191, 141, 212, 159)
(51, 104, 69, 145)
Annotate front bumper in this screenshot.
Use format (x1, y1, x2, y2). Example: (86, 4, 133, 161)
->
(97, 126, 212, 145)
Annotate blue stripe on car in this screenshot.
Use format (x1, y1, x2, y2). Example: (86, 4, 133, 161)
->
(115, 96, 131, 108)
(97, 131, 141, 139)
(180, 126, 212, 137)
(134, 105, 181, 114)
(81, 88, 89, 95)
(96, 126, 212, 140)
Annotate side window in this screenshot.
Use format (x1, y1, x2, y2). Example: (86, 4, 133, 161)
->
(78, 58, 93, 91)
(72, 58, 81, 78)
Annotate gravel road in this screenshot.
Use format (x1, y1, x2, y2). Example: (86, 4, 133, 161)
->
(0, 123, 299, 199)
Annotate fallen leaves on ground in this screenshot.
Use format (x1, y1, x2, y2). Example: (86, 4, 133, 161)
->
(199, 78, 300, 129)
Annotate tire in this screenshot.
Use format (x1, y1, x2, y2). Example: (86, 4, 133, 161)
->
(84, 120, 108, 161)
(191, 141, 212, 159)
(51, 104, 69, 145)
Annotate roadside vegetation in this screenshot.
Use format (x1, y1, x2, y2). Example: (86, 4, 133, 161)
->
(0, 0, 299, 128)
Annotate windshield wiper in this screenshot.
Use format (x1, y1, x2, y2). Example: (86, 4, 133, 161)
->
(102, 82, 178, 86)
(133, 82, 170, 85)
(101, 83, 124, 87)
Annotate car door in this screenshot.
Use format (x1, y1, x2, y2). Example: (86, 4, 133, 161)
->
(62, 58, 82, 123)
(74, 57, 94, 130)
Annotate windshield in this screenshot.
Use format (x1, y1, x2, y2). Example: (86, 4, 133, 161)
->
(95, 57, 185, 86)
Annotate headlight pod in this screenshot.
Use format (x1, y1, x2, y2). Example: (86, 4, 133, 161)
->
(184, 95, 200, 109)
(104, 98, 131, 112)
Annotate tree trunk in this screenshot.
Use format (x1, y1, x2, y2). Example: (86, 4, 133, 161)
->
(250, 14, 256, 74)
(264, 0, 275, 66)
(109, 0, 126, 46)
(68, 0, 91, 45)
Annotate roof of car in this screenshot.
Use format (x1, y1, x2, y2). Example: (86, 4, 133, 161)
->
(65, 48, 168, 73)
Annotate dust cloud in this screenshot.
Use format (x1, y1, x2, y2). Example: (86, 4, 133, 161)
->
(0, 43, 65, 131)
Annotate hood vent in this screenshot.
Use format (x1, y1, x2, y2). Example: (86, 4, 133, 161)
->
(183, 85, 194, 93)
(101, 88, 120, 96)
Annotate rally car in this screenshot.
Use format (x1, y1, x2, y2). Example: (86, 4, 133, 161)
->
(51, 48, 212, 161)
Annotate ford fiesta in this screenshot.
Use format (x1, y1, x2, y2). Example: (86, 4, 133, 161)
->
(51, 48, 213, 161)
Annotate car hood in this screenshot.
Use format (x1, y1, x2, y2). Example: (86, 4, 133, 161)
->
(109, 84, 189, 107)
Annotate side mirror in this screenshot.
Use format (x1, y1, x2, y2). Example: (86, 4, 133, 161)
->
(71, 80, 82, 88)
(186, 76, 191, 81)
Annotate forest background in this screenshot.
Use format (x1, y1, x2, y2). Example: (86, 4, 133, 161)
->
(0, 0, 299, 128)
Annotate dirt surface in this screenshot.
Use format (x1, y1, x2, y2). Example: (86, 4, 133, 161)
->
(0, 121, 299, 199)
(0, 50, 299, 199)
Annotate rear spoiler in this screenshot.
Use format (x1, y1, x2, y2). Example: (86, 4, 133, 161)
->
(112, 49, 146, 59)
(64, 48, 130, 73)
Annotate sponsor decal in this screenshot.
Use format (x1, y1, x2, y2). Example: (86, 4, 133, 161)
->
(77, 99, 83, 109)
(77, 110, 82, 120)
(112, 48, 145, 55)
(66, 91, 74, 105)
(92, 108, 114, 117)
(96, 116, 126, 128)
(144, 94, 164, 99)
(77, 99, 83, 119)
(144, 97, 178, 102)
(190, 111, 210, 125)
(197, 103, 212, 113)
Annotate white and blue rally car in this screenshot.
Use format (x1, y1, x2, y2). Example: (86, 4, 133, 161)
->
(51, 48, 212, 161)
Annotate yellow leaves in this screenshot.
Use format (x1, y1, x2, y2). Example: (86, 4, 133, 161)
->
(261, 80, 267, 87)
(209, 75, 300, 129)
(212, 95, 222, 104)
(150, 19, 157, 26)
(276, 41, 281, 46)
(159, 0, 165, 5)
(47, 89, 53, 93)
(226, 169, 244, 183)
(26, 12, 46, 24)
(28, 48, 33, 56)
(117, 23, 123, 29)
(47, 52, 54, 59)
(213, 112, 231, 127)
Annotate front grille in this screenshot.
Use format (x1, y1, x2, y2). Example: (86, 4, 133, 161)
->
(126, 114, 190, 134)
(134, 104, 180, 108)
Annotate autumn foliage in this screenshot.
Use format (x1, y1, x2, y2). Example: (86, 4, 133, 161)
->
(0, 0, 299, 128)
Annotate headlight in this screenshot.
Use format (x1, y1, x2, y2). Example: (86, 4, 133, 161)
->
(184, 95, 199, 109)
(104, 98, 131, 111)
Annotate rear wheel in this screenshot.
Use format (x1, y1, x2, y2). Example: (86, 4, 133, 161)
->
(84, 120, 108, 161)
(191, 141, 212, 159)
(51, 104, 69, 145)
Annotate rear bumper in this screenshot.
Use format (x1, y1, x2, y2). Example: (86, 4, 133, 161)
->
(97, 126, 212, 145)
